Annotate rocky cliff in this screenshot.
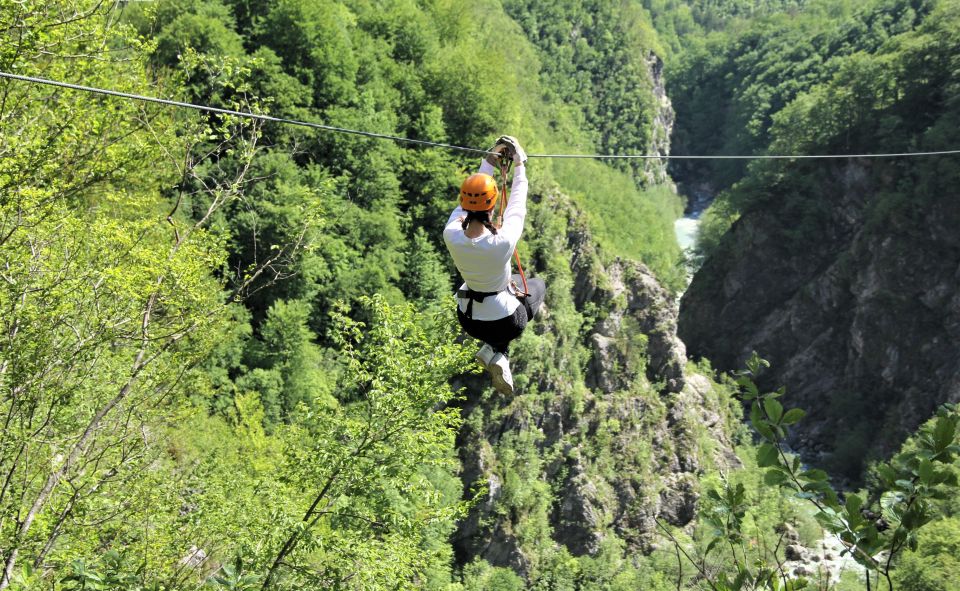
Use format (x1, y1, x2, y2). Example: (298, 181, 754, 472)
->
(642, 52, 675, 187)
(679, 159, 960, 478)
(451, 188, 739, 574)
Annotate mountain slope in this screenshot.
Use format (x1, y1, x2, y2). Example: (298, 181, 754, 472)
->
(678, 0, 960, 477)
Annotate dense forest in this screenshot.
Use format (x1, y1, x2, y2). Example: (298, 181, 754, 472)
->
(1, 0, 958, 589)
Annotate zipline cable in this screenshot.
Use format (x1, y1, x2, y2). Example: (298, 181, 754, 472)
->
(529, 150, 960, 159)
(3, 71, 960, 160)
(0, 71, 491, 156)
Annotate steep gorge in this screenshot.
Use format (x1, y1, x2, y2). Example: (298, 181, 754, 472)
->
(8, 1, 960, 587)
(673, 0, 960, 478)
(680, 157, 960, 478)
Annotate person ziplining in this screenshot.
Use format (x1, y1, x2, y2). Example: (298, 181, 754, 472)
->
(443, 136, 546, 395)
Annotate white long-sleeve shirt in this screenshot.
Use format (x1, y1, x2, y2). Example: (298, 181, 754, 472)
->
(443, 160, 528, 321)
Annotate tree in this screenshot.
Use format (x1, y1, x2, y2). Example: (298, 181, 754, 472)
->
(894, 516, 960, 591)
(242, 298, 332, 425)
(659, 354, 960, 591)
(258, 296, 474, 589)
(0, 2, 315, 586)
(398, 227, 452, 308)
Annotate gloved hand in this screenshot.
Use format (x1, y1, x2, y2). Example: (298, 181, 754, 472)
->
(484, 142, 510, 167)
(497, 135, 527, 165)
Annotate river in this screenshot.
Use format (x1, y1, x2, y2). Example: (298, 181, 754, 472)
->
(673, 186, 713, 251)
(674, 215, 700, 251)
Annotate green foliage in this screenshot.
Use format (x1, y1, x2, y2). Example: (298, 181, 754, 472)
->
(0, 0, 274, 585)
(254, 296, 474, 589)
(17, 297, 474, 590)
(1, 1, 500, 588)
(670, 353, 960, 590)
(553, 161, 685, 290)
(667, 0, 934, 187)
(462, 561, 526, 591)
(398, 227, 452, 308)
(505, 1, 661, 174)
(893, 516, 960, 591)
(670, 0, 959, 268)
(12, 0, 919, 589)
(240, 298, 334, 424)
(690, 193, 740, 266)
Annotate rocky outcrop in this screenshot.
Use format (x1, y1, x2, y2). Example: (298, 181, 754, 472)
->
(452, 190, 739, 573)
(679, 159, 960, 478)
(552, 455, 605, 556)
(582, 257, 687, 394)
(643, 53, 675, 187)
(777, 523, 863, 584)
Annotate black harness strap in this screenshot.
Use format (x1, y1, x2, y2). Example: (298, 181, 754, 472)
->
(457, 288, 499, 319)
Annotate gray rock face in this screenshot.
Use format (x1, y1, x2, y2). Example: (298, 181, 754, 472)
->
(679, 159, 960, 477)
(643, 52, 675, 187)
(583, 257, 687, 394)
(552, 456, 604, 556)
(657, 473, 699, 525)
(785, 544, 805, 561)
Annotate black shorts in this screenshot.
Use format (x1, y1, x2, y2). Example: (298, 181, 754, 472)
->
(456, 275, 545, 354)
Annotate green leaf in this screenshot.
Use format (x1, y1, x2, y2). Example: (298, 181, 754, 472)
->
(814, 509, 845, 533)
(875, 464, 897, 485)
(781, 408, 806, 425)
(845, 494, 864, 526)
(755, 421, 776, 442)
(881, 491, 904, 522)
(750, 402, 764, 428)
(800, 469, 828, 482)
(933, 416, 957, 452)
(737, 376, 759, 400)
(757, 443, 780, 468)
(823, 488, 841, 510)
(765, 468, 789, 486)
(802, 480, 831, 493)
(764, 397, 784, 423)
(705, 536, 722, 557)
(894, 479, 916, 493)
(733, 482, 747, 503)
(917, 458, 934, 484)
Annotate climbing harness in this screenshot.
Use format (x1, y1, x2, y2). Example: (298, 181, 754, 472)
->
(456, 288, 499, 320)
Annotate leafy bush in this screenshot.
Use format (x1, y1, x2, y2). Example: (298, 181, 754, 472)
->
(662, 353, 960, 591)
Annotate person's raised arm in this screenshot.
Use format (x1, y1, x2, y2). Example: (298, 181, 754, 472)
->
(496, 136, 528, 245)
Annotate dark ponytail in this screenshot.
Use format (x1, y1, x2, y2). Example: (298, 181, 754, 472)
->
(462, 209, 498, 235)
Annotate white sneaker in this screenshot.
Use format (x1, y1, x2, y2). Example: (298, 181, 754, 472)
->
(488, 353, 514, 395)
(475, 343, 496, 367)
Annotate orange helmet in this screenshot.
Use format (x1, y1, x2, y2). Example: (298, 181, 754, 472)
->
(460, 173, 498, 211)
